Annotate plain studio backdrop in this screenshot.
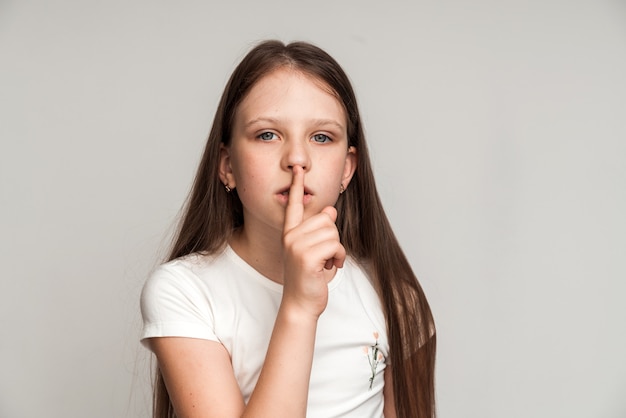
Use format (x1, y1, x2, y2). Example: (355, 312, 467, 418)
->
(1, 1, 625, 417)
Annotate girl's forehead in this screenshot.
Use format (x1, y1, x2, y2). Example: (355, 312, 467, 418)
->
(235, 68, 346, 127)
(248, 68, 335, 100)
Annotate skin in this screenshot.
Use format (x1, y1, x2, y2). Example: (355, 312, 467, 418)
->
(148, 68, 397, 417)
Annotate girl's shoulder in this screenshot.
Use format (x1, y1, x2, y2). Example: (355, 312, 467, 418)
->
(140, 250, 231, 345)
(142, 248, 229, 299)
(156, 247, 229, 278)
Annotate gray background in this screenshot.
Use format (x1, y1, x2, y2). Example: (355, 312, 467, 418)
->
(1, 0, 625, 417)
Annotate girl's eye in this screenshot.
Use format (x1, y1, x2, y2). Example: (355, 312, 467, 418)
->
(312, 134, 331, 143)
(258, 132, 277, 141)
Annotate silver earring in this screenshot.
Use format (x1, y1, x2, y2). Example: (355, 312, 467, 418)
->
(339, 184, 345, 194)
(224, 184, 231, 193)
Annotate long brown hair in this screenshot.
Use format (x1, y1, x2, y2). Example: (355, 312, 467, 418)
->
(153, 40, 436, 418)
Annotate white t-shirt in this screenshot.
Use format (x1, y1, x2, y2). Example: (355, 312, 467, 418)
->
(141, 246, 389, 417)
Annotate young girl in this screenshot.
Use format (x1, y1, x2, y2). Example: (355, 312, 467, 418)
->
(141, 40, 436, 418)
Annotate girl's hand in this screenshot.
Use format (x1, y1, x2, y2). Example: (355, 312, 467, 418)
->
(281, 165, 346, 318)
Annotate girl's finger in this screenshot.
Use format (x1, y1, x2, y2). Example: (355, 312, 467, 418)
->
(283, 165, 305, 232)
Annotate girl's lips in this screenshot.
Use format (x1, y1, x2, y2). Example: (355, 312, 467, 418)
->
(279, 191, 312, 196)
(277, 186, 313, 196)
(276, 189, 313, 204)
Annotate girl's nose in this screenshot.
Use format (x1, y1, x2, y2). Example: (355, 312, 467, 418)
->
(282, 139, 311, 171)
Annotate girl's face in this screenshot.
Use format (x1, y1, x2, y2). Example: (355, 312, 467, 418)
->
(220, 67, 357, 235)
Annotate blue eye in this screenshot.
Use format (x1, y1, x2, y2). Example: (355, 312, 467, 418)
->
(312, 134, 331, 143)
(258, 132, 277, 141)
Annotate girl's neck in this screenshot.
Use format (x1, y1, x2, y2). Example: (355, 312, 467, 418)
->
(229, 226, 285, 284)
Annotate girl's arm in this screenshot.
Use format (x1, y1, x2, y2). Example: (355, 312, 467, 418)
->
(150, 337, 245, 417)
(241, 301, 320, 416)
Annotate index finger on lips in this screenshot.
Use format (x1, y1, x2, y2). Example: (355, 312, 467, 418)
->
(283, 165, 305, 232)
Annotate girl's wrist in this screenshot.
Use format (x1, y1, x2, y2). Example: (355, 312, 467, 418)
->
(277, 299, 322, 326)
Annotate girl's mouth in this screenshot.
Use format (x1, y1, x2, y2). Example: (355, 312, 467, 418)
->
(280, 191, 312, 196)
(278, 186, 313, 196)
(276, 187, 313, 205)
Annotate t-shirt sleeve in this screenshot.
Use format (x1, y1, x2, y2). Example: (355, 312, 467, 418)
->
(140, 262, 218, 349)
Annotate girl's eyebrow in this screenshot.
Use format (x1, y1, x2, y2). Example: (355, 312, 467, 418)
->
(244, 117, 279, 128)
(244, 117, 345, 131)
(310, 118, 345, 131)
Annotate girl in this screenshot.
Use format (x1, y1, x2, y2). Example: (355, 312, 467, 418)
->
(141, 40, 436, 418)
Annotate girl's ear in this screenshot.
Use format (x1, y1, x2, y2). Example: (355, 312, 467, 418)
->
(219, 144, 236, 189)
(342, 146, 358, 188)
